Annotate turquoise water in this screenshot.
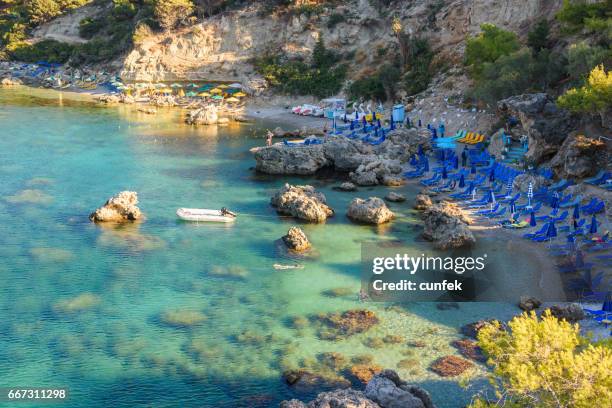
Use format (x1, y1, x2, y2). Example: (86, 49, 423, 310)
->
(0, 88, 542, 407)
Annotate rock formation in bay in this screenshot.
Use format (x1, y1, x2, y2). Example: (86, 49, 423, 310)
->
(89, 191, 142, 222)
(271, 184, 333, 223)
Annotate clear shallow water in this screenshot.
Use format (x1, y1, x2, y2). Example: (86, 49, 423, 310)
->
(0, 88, 542, 408)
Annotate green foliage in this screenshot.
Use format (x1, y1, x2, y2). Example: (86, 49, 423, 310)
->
(470, 47, 566, 104)
(527, 19, 550, 52)
(78, 16, 105, 39)
(465, 23, 520, 78)
(327, 12, 345, 29)
(26, 0, 61, 25)
(153, 0, 194, 30)
(254, 37, 347, 98)
(7, 39, 75, 63)
(348, 75, 386, 101)
(472, 311, 612, 408)
(556, 0, 609, 29)
(111, 0, 138, 20)
(567, 42, 612, 83)
(402, 37, 434, 95)
(558, 64, 612, 114)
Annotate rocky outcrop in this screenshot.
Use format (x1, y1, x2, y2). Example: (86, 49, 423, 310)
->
(282, 369, 351, 391)
(335, 182, 357, 192)
(89, 191, 142, 223)
(0, 77, 22, 86)
(422, 202, 474, 250)
(498, 93, 578, 164)
(253, 128, 426, 182)
(518, 296, 541, 311)
(414, 194, 433, 210)
(549, 134, 608, 179)
(365, 370, 436, 408)
(548, 303, 586, 323)
(385, 192, 405, 202)
(347, 198, 395, 224)
(186, 104, 219, 125)
(487, 128, 506, 160)
(513, 173, 550, 193)
(281, 369, 436, 408)
(283, 227, 311, 252)
(430, 356, 473, 377)
(280, 389, 380, 408)
(271, 184, 333, 223)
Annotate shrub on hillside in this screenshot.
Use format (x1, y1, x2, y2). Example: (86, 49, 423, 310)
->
(558, 64, 612, 115)
(567, 42, 612, 83)
(465, 23, 520, 78)
(470, 311, 612, 408)
(27, 0, 61, 25)
(153, 0, 195, 30)
(527, 19, 550, 52)
(7, 39, 74, 63)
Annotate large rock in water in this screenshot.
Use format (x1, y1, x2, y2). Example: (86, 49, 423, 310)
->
(283, 227, 311, 252)
(280, 369, 436, 408)
(422, 202, 474, 250)
(549, 134, 608, 179)
(347, 197, 394, 224)
(186, 104, 219, 125)
(365, 370, 436, 408)
(89, 191, 142, 222)
(271, 184, 333, 223)
(498, 93, 578, 165)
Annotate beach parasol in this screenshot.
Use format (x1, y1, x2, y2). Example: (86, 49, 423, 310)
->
(418, 119, 422, 127)
(228, 83, 242, 88)
(187, 83, 198, 88)
(390, 119, 395, 130)
(198, 85, 213, 91)
(410, 155, 418, 166)
(459, 174, 465, 188)
(350, 121, 355, 131)
(509, 200, 516, 214)
(423, 157, 429, 172)
(171, 83, 183, 88)
(529, 210, 536, 226)
(527, 182, 533, 208)
(442, 167, 448, 179)
(417, 144, 424, 156)
(211, 95, 223, 100)
(161, 88, 173, 94)
(155, 83, 165, 88)
(186, 91, 197, 97)
(489, 167, 495, 182)
(453, 156, 459, 169)
(471, 164, 476, 174)
(226, 97, 240, 103)
(198, 92, 211, 97)
(210, 88, 222, 94)
(546, 220, 557, 240)
(589, 215, 598, 234)
(573, 204, 580, 220)
(234, 92, 247, 98)
(218, 84, 229, 89)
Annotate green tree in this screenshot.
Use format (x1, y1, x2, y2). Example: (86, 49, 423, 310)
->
(26, 0, 61, 25)
(527, 19, 550, 52)
(567, 42, 612, 83)
(471, 311, 612, 408)
(465, 23, 520, 78)
(154, 0, 194, 30)
(558, 64, 612, 116)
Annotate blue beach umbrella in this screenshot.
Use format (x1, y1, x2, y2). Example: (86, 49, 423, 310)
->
(390, 119, 395, 130)
(442, 167, 448, 179)
(527, 182, 533, 208)
(432, 128, 437, 138)
(355, 111, 359, 120)
(427, 124, 431, 130)
(529, 210, 537, 227)
(459, 174, 465, 188)
(417, 144, 423, 156)
(418, 119, 422, 127)
(509, 200, 516, 213)
(377, 118, 382, 128)
(362, 116, 367, 127)
(350, 121, 355, 131)
(453, 156, 459, 169)
(573, 204, 580, 220)
(343, 113, 347, 122)
(410, 155, 418, 166)
(471, 164, 476, 174)
(423, 158, 429, 172)
(489, 168, 495, 182)
(589, 215, 598, 234)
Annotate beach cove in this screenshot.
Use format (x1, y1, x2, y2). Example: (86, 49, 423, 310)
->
(0, 87, 579, 407)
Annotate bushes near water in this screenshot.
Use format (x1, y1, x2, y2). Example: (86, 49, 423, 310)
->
(254, 37, 347, 98)
(470, 311, 612, 408)
(558, 64, 612, 115)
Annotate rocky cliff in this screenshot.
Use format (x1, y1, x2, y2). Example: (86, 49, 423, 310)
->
(119, 0, 563, 87)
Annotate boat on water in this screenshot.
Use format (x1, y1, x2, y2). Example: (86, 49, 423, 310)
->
(176, 208, 237, 223)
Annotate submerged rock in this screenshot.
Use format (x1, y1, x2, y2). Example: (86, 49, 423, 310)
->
(385, 192, 405, 202)
(53, 293, 100, 313)
(6, 189, 53, 205)
(271, 184, 333, 223)
(349, 363, 383, 384)
(316, 309, 379, 339)
(160, 309, 207, 327)
(452, 339, 486, 362)
(335, 182, 357, 192)
(421, 202, 474, 250)
(461, 319, 498, 339)
(283, 227, 311, 252)
(280, 389, 379, 408)
(90, 191, 142, 223)
(282, 369, 350, 391)
(347, 197, 394, 224)
(429, 356, 473, 377)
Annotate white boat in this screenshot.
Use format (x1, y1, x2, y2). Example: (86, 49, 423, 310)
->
(176, 208, 237, 223)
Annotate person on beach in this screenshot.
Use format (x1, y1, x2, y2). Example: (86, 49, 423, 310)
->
(461, 148, 468, 167)
(266, 130, 273, 146)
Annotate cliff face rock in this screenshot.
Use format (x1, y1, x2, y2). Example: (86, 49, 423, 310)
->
(498, 93, 578, 164)
(347, 197, 394, 224)
(89, 191, 142, 222)
(422, 202, 474, 250)
(271, 184, 333, 222)
(120, 1, 563, 84)
(549, 134, 608, 179)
